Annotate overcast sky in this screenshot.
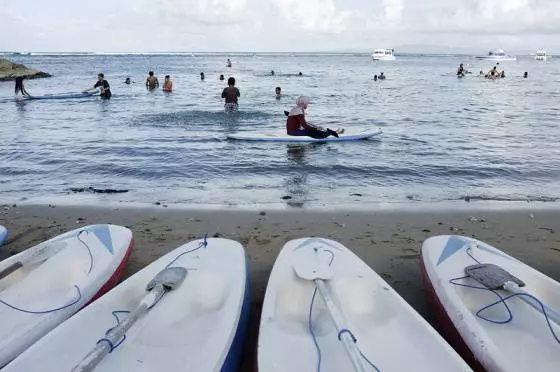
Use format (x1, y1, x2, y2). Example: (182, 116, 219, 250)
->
(2, 0, 559, 53)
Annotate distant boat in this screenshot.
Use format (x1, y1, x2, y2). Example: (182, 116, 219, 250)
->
(372, 48, 395, 61)
(535, 50, 548, 61)
(475, 49, 517, 61)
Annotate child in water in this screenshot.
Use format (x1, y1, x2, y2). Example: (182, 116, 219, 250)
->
(286, 96, 344, 139)
(222, 77, 240, 113)
(163, 75, 173, 92)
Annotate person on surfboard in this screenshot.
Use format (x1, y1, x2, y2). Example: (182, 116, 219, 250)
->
(14, 77, 31, 98)
(84, 73, 111, 99)
(222, 77, 240, 113)
(286, 96, 344, 139)
(146, 71, 159, 90)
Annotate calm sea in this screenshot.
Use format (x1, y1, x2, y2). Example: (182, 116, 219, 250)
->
(1, 53, 559, 209)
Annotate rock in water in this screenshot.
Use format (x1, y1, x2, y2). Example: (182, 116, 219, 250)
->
(0, 58, 52, 81)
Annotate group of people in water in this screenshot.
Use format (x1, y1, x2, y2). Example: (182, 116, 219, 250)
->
(456, 63, 529, 79)
(14, 57, 536, 140)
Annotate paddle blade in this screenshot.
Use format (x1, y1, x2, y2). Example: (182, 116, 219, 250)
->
(146, 267, 187, 291)
(292, 247, 334, 281)
(465, 264, 525, 290)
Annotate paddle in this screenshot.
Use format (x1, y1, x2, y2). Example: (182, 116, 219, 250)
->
(465, 263, 560, 325)
(71, 267, 188, 372)
(0, 241, 68, 280)
(293, 247, 370, 372)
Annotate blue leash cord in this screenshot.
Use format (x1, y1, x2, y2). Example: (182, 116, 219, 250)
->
(166, 233, 208, 268)
(0, 229, 94, 314)
(450, 245, 560, 345)
(307, 248, 381, 371)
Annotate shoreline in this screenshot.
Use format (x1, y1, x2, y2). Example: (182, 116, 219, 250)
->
(2, 196, 560, 214)
(2, 204, 560, 368)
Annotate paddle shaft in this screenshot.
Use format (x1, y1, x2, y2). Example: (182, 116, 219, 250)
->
(315, 279, 370, 372)
(504, 281, 560, 326)
(71, 285, 166, 372)
(0, 262, 23, 280)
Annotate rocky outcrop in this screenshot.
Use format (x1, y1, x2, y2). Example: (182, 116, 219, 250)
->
(0, 58, 51, 81)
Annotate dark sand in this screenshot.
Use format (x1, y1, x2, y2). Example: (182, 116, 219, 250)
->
(1, 204, 560, 370)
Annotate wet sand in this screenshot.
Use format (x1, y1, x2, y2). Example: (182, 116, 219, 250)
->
(1, 204, 560, 369)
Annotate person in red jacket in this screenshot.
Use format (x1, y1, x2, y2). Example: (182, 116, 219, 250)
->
(286, 96, 343, 138)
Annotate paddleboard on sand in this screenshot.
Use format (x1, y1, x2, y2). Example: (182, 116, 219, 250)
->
(0, 225, 7, 246)
(227, 128, 382, 142)
(0, 224, 133, 368)
(258, 237, 471, 371)
(5, 237, 250, 372)
(422, 235, 560, 372)
(25, 91, 99, 100)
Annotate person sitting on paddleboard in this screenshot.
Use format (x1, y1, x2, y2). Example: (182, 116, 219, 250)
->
(286, 96, 344, 139)
(457, 63, 465, 76)
(146, 71, 159, 90)
(222, 77, 240, 113)
(378, 72, 386, 80)
(14, 76, 31, 97)
(163, 75, 173, 92)
(84, 73, 111, 99)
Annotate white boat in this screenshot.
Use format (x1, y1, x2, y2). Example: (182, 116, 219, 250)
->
(422, 235, 560, 371)
(258, 237, 471, 371)
(0, 224, 133, 368)
(475, 49, 517, 61)
(4, 237, 250, 372)
(535, 50, 548, 61)
(372, 48, 396, 61)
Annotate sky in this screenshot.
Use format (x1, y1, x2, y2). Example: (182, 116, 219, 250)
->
(2, 0, 560, 53)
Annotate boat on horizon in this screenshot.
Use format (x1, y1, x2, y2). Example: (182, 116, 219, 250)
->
(475, 49, 517, 61)
(372, 48, 396, 61)
(535, 50, 548, 61)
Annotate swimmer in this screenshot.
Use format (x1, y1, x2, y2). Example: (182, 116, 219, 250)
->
(146, 71, 159, 90)
(222, 77, 240, 113)
(275, 86, 281, 99)
(163, 75, 173, 92)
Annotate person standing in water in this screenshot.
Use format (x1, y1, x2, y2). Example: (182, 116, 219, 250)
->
(524, 72, 528, 78)
(200, 72, 205, 81)
(219, 74, 224, 81)
(84, 73, 111, 99)
(146, 71, 159, 90)
(457, 63, 465, 76)
(227, 59, 232, 68)
(275, 87, 282, 99)
(286, 96, 343, 139)
(374, 75, 378, 81)
(163, 75, 173, 92)
(14, 76, 31, 97)
(222, 77, 240, 113)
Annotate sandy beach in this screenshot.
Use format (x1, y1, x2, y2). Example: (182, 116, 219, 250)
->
(1, 204, 560, 369)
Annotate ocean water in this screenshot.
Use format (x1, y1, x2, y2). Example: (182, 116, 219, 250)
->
(1, 53, 559, 209)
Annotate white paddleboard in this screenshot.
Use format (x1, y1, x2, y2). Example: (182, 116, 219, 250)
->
(258, 237, 471, 371)
(5, 237, 250, 372)
(0, 224, 133, 368)
(227, 128, 382, 142)
(422, 235, 560, 372)
(0, 225, 7, 246)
